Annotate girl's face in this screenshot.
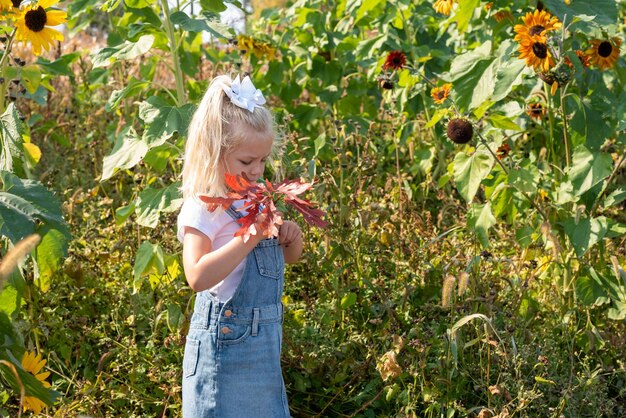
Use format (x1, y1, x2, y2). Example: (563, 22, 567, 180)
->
(222, 134, 274, 182)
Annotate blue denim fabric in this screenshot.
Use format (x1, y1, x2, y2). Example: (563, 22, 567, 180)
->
(182, 207, 289, 417)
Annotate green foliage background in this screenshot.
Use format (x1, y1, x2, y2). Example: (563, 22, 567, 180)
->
(1, 0, 625, 416)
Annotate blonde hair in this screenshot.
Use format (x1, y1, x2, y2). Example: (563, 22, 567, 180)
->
(181, 75, 280, 199)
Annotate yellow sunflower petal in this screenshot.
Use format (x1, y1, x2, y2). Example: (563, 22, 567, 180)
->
(23, 395, 46, 414)
(36, 0, 60, 9)
(44, 9, 67, 26)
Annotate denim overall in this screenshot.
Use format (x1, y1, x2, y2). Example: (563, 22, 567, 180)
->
(182, 207, 290, 417)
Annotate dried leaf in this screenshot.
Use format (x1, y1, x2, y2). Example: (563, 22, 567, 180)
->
(200, 174, 327, 241)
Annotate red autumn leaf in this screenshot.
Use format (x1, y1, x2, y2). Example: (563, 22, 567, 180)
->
(200, 174, 327, 242)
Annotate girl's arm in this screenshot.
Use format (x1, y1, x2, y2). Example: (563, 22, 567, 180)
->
(182, 226, 264, 292)
(279, 220, 303, 264)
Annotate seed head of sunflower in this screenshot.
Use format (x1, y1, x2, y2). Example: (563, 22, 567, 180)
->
(446, 118, 473, 144)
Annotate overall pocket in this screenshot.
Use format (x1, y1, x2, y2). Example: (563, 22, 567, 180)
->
(253, 241, 284, 279)
(183, 338, 200, 377)
(218, 323, 252, 346)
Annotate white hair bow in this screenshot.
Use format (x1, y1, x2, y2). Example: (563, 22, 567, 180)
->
(223, 75, 266, 112)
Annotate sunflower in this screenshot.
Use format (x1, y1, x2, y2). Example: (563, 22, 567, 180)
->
(496, 143, 511, 159)
(493, 10, 513, 23)
(526, 103, 545, 121)
(514, 9, 562, 43)
(565, 50, 590, 68)
(382, 51, 407, 71)
(430, 83, 452, 104)
(15, 0, 67, 56)
(0, 0, 12, 11)
(517, 34, 555, 72)
(21, 351, 51, 414)
(586, 37, 622, 70)
(433, 0, 456, 16)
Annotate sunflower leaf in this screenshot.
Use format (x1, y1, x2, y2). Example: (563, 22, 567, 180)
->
(92, 34, 155, 68)
(542, 0, 617, 28)
(453, 148, 493, 202)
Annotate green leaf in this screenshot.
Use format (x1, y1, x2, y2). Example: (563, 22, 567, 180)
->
(607, 301, 626, 321)
(313, 134, 326, 156)
(445, 42, 493, 112)
(101, 128, 149, 181)
(453, 148, 493, 202)
(543, 0, 618, 27)
(0, 284, 18, 316)
(20, 65, 41, 94)
(575, 272, 609, 307)
(508, 167, 538, 194)
(135, 182, 182, 228)
(453, 0, 480, 33)
(170, 11, 232, 38)
(106, 77, 151, 112)
(138, 97, 196, 144)
(92, 35, 155, 68)
(340, 292, 357, 309)
(166, 303, 183, 332)
(570, 97, 613, 150)
(534, 376, 556, 385)
(133, 241, 165, 293)
(568, 146, 612, 196)
(425, 108, 446, 129)
(115, 202, 136, 226)
(34, 225, 69, 292)
(0, 103, 26, 176)
(604, 188, 626, 209)
(516, 226, 534, 248)
(563, 216, 608, 257)
(467, 202, 496, 248)
(199, 0, 226, 12)
(356, 0, 384, 22)
(487, 114, 521, 131)
(0, 171, 68, 243)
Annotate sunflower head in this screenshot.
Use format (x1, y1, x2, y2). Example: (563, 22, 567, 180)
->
(21, 351, 52, 414)
(433, 0, 456, 16)
(526, 103, 545, 121)
(446, 118, 473, 144)
(383, 51, 407, 71)
(496, 143, 511, 160)
(514, 9, 562, 45)
(15, 0, 67, 56)
(378, 76, 394, 90)
(517, 34, 556, 72)
(586, 37, 622, 70)
(431, 83, 452, 104)
(565, 50, 590, 69)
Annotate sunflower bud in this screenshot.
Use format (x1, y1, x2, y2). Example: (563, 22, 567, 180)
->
(537, 71, 555, 86)
(378, 77, 394, 90)
(446, 118, 473, 144)
(551, 60, 573, 85)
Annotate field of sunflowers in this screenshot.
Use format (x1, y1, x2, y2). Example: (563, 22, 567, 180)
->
(1, 0, 625, 416)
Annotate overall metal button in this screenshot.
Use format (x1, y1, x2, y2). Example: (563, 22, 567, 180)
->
(221, 326, 231, 334)
(224, 309, 233, 318)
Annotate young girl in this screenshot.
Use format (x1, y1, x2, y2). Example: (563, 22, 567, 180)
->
(177, 75, 303, 417)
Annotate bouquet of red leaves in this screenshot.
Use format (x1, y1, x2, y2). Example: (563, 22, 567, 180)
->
(199, 173, 327, 242)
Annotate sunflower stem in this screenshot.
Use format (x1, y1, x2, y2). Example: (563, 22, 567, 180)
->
(476, 131, 549, 222)
(160, 0, 186, 106)
(0, 28, 17, 114)
(559, 85, 571, 168)
(590, 152, 626, 218)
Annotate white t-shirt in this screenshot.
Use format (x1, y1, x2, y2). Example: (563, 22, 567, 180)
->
(177, 198, 247, 301)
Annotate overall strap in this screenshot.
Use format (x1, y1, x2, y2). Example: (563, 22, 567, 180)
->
(226, 205, 243, 220)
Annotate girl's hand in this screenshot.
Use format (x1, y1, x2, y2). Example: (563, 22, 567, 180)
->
(278, 221, 302, 247)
